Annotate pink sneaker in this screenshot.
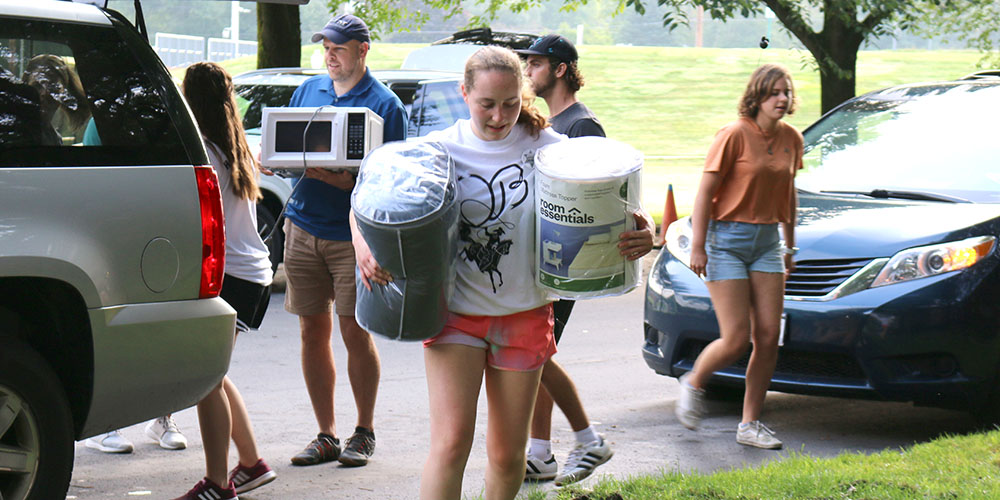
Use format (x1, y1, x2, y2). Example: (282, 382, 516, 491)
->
(229, 458, 277, 494)
(173, 478, 237, 500)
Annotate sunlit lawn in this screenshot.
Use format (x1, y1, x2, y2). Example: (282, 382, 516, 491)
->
(540, 429, 1000, 500)
(210, 45, 983, 222)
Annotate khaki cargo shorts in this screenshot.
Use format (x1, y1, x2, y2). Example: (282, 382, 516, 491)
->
(282, 219, 357, 316)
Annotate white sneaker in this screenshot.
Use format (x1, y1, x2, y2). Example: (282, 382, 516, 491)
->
(675, 372, 705, 430)
(524, 453, 558, 481)
(737, 420, 783, 449)
(554, 435, 613, 486)
(85, 430, 133, 453)
(145, 415, 187, 450)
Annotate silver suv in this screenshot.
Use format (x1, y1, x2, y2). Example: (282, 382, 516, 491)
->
(0, 1, 236, 499)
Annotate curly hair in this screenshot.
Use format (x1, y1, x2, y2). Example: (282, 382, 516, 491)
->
(183, 61, 260, 201)
(548, 57, 584, 93)
(738, 63, 798, 118)
(464, 45, 548, 137)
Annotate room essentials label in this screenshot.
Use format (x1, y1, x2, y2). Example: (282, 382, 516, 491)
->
(534, 137, 643, 299)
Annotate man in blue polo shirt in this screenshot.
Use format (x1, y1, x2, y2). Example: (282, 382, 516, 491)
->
(283, 14, 406, 469)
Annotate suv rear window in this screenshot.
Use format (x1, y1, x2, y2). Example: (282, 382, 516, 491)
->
(0, 14, 200, 167)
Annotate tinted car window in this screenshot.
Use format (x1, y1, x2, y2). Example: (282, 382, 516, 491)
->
(235, 83, 297, 132)
(410, 80, 468, 137)
(0, 15, 196, 167)
(385, 81, 417, 107)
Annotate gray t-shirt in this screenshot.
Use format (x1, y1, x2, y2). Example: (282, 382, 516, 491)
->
(549, 101, 605, 138)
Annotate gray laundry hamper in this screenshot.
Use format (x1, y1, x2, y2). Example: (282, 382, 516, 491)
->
(351, 140, 459, 341)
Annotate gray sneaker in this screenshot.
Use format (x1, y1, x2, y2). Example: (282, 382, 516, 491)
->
(338, 427, 375, 467)
(675, 372, 705, 430)
(84, 430, 133, 454)
(145, 415, 187, 450)
(736, 420, 783, 449)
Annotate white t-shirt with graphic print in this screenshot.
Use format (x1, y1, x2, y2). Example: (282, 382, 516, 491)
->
(426, 119, 565, 316)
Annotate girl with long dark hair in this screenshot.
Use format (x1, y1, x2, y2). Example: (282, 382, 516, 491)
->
(174, 61, 276, 500)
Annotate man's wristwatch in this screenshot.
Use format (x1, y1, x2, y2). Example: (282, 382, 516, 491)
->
(782, 246, 799, 255)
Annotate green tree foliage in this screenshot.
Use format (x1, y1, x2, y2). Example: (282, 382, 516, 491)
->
(915, 0, 1000, 67)
(325, 0, 455, 40)
(620, 0, 967, 113)
(327, 0, 965, 113)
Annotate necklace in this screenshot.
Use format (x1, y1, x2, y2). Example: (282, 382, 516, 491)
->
(764, 133, 776, 155)
(756, 121, 778, 155)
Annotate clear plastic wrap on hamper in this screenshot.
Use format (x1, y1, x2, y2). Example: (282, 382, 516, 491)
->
(534, 136, 644, 299)
(351, 140, 459, 341)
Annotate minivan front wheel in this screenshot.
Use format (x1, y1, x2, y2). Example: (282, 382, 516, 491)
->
(0, 339, 74, 500)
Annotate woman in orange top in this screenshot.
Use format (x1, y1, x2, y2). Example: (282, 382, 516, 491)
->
(675, 64, 802, 450)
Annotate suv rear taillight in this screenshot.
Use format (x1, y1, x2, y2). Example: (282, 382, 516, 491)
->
(195, 166, 225, 298)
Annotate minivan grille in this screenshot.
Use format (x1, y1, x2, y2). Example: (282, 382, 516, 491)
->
(785, 258, 873, 298)
(680, 340, 867, 381)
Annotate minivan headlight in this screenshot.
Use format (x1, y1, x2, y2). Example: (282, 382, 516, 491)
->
(871, 235, 996, 288)
(665, 216, 693, 267)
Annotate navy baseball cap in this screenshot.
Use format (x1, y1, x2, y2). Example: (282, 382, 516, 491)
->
(311, 14, 370, 45)
(515, 34, 578, 63)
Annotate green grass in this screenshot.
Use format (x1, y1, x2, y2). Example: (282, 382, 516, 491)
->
(542, 429, 1000, 500)
(210, 44, 983, 222)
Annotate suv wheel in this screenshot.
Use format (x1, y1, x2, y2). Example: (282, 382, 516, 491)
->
(0, 338, 74, 500)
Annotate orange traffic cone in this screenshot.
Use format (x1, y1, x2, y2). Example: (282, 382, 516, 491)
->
(656, 184, 678, 247)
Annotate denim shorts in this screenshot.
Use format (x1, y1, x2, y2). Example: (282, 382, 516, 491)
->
(705, 220, 784, 282)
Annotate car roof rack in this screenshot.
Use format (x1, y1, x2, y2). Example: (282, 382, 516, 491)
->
(431, 27, 538, 50)
(959, 70, 1000, 81)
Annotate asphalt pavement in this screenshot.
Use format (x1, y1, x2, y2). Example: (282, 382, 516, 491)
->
(68, 252, 980, 499)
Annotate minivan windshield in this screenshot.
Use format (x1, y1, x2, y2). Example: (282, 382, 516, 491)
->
(798, 83, 1000, 203)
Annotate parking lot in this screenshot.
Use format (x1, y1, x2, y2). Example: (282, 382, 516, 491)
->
(67, 261, 980, 499)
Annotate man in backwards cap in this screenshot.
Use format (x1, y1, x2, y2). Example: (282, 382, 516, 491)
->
(517, 34, 654, 486)
(283, 14, 406, 469)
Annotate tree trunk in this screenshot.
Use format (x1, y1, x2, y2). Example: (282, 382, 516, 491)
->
(765, 0, 872, 115)
(817, 46, 858, 115)
(815, 2, 864, 114)
(257, 4, 301, 69)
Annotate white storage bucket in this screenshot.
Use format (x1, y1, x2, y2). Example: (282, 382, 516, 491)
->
(534, 136, 643, 299)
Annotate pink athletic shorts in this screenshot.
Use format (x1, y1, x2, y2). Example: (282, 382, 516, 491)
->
(423, 304, 556, 372)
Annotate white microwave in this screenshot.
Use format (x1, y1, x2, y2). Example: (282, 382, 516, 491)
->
(259, 106, 384, 172)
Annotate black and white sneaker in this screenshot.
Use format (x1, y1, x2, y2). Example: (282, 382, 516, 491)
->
(524, 453, 557, 481)
(554, 436, 613, 486)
